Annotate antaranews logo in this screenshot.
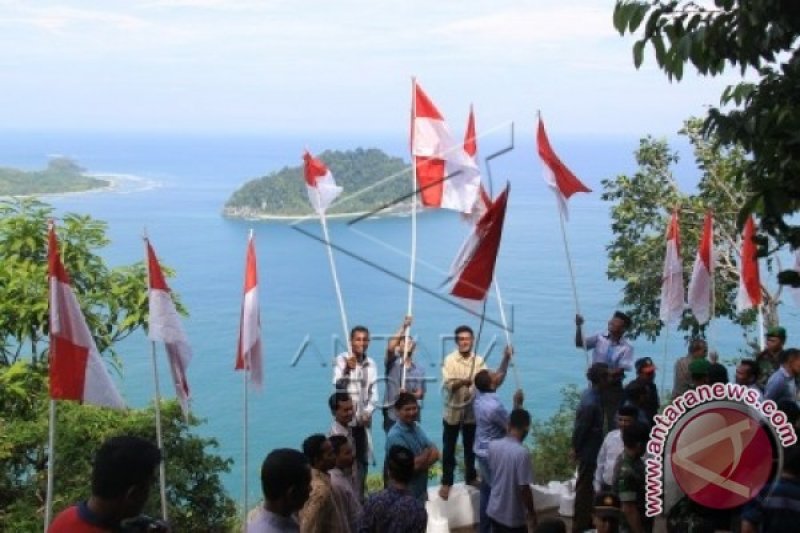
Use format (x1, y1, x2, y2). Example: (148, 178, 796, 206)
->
(645, 383, 798, 517)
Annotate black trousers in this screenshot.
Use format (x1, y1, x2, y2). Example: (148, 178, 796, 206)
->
(572, 459, 596, 533)
(441, 420, 477, 486)
(352, 425, 368, 498)
(490, 518, 527, 533)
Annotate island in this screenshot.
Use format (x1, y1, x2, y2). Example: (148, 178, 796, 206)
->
(0, 157, 110, 196)
(223, 148, 413, 219)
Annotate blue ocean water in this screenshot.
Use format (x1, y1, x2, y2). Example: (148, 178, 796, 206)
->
(1, 129, 796, 505)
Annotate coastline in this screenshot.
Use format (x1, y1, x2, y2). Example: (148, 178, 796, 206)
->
(222, 202, 416, 222)
(19, 172, 161, 199)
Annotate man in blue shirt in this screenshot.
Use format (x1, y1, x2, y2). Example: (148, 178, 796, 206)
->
(385, 392, 439, 500)
(486, 408, 537, 532)
(765, 348, 800, 405)
(473, 366, 523, 533)
(383, 315, 426, 433)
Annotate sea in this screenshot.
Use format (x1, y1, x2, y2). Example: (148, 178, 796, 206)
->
(1, 129, 797, 506)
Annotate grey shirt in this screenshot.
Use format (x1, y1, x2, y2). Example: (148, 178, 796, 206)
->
(486, 436, 534, 528)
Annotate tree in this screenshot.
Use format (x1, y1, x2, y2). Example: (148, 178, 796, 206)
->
(602, 118, 780, 341)
(613, 0, 800, 286)
(530, 385, 580, 484)
(0, 198, 237, 531)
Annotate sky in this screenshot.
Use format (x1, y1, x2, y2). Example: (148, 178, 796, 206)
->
(0, 0, 748, 137)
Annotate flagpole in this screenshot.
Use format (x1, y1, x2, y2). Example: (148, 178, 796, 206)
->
(318, 210, 351, 356)
(242, 365, 249, 532)
(662, 328, 670, 393)
(44, 399, 56, 532)
(757, 304, 765, 350)
(403, 76, 418, 391)
(150, 341, 169, 522)
(557, 202, 590, 367)
(493, 281, 521, 390)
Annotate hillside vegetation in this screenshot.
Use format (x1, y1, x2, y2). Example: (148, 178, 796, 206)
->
(224, 148, 413, 218)
(0, 157, 109, 196)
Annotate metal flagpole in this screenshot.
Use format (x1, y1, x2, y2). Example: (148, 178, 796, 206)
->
(556, 200, 590, 367)
(44, 399, 57, 532)
(403, 76, 418, 391)
(493, 281, 521, 390)
(150, 341, 169, 521)
(757, 305, 766, 350)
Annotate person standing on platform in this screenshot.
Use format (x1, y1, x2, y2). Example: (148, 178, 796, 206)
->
(383, 315, 426, 434)
(575, 312, 633, 432)
(571, 363, 609, 533)
(333, 326, 377, 500)
(439, 325, 512, 500)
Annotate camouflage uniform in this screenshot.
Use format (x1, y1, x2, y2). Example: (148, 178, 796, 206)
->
(613, 451, 653, 533)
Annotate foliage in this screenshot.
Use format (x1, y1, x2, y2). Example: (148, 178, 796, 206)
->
(0, 198, 185, 367)
(0, 157, 108, 195)
(613, 0, 800, 285)
(0, 199, 236, 531)
(601, 118, 781, 341)
(530, 385, 580, 484)
(224, 148, 412, 217)
(0, 362, 237, 532)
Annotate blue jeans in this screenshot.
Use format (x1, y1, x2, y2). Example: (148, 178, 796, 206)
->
(477, 456, 491, 533)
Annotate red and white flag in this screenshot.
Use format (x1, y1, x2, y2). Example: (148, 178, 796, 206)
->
(235, 233, 263, 388)
(146, 239, 192, 419)
(659, 211, 685, 324)
(687, 211, 714, 324)
(736, 216, 762, 312)
(48, 226, 125, 409)
(303, 150, 342, 215)
(412, 81, 480, 213)
(463, 105, 491, 223)
(536, 117, 591, 220)
(449, 184, 510, 301)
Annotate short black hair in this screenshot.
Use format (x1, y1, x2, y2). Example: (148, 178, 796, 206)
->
(587, 362, 609, 385)
(689, 337, 707, 353)
(474, 369, 493, 392)
(509, 408, 531, 430)
(91, 436, 161, 499)
(386, 445, 414, 483)
(613, 311, 632, 329)
(260, 448, 310, 501)
(785, 348, 800, 362)
(534, 518, 567, 533)
(350, 325, 369, 339)
(454, 325, 474, 338)
(302, 434, 328, 464)
(622, 423, 649, 449)
(328, 391, 351, 413)
(739, 359, 759, 379)
(328, 435, 350, 456)
(394, 391, 417, 410)
(617, 405, 639, 419)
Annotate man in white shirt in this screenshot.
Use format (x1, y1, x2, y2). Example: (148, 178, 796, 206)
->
(594, 405, 638, 493)
(333, 326, 377, 499)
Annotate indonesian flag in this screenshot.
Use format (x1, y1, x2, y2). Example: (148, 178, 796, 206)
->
(687, 211, 714, 324)
(736, 216, 762, 312)
(303, 150, 342, 215)
(235, 233, 263, 388)
(412, 81, 480, 213)
(48, 226, 125, 409)
(449, 184, 510, 301)
(146, 239, 192, 419)
(536, 117, 591, 220)
(659, 210, 685, 323)
(463, 105, 491, 223)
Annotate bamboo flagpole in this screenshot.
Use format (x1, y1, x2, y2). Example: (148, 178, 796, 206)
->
(493, 281, 521, 390)
(149, 340, 169, 521)
(44, 399, 57, 531)
(402, 76, 419, 391)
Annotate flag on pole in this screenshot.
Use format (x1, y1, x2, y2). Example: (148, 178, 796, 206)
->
(48, 226, 125, 409)
(412, 82, 480, 213)
(235, 233, 263, 387)
(736, 216, 762, 312)
(463, 105, 491, 222)
(303, 150, 342, 215)
(536, 117, 591, 219)
(659, 210, 685, 324)
(688, 211, 714, 324)
(146, 239, 192, 419)
(448, 184, 510, 301)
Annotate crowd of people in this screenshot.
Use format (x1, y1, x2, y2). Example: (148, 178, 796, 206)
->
(48, 314, 800, 533)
